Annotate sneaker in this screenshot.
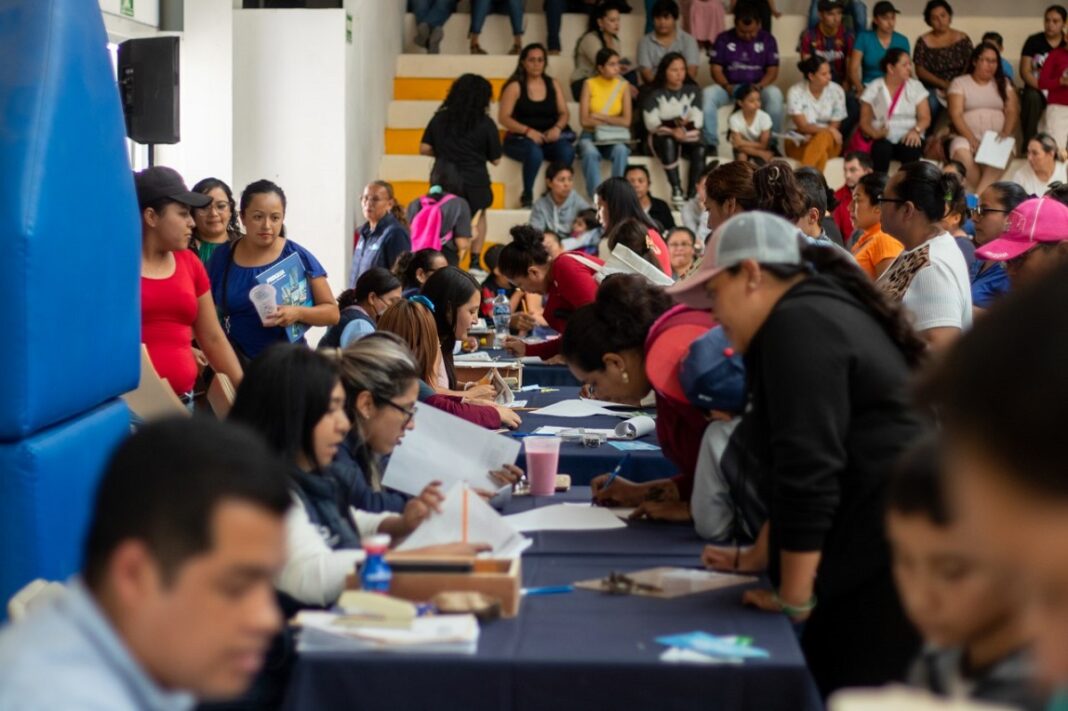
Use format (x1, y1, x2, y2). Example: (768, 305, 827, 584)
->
(520, 192, 533, 208)
(470, 43, 487, 55)
(508, 43, 522, 55)
(671, 188, 685, 210)
(428, 26, 444, 54)
(414, 22, 430, 49)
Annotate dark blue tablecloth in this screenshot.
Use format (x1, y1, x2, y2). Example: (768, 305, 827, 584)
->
(482, 348, 580, 387)
(511, 387, 676, 486)
(509, 488, 708, 558)
(280, 491, 822, 711)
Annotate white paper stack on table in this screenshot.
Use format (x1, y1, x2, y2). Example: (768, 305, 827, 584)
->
(383, 403, 520, 496)
(396, 482, 532, 558)
(296, 611, 479, 654)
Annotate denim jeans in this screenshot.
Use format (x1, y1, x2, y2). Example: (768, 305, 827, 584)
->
(469, 0, 523, 35)
(503, 129, 577, 198)
(700, 84, 784, 149)
(544, 0, 563, 51)
(408, 0, 456, 28)
(577, 133, 629, 197)
(808, 0, 867, 33)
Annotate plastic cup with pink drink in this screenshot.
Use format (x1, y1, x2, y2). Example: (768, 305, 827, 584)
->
(524, 436, 561, 496)
(249, 283, 278, 325)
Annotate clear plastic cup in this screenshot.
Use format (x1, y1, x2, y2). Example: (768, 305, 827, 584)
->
(249, 283, 278, 325)
(524, 436, 561, 496)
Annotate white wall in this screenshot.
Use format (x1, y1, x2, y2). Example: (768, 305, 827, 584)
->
(346, 0, 403, 284)
(100, 0, 159, 38)
(233, 8, 351, 312)
(156, 0, 234, 185)
(234, 0, 403, 311)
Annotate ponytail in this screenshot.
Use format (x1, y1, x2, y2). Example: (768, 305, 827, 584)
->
(801, 244, 927, 368)
(372, 180, 408, 228)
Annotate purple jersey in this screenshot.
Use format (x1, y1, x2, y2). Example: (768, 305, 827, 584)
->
(710, 29, 780, 85)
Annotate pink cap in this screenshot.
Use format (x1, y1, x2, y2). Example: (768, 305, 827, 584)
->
(976, 197, 1068, 262)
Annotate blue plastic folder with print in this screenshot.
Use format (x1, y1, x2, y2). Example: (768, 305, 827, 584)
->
(256, 252, 313, 343)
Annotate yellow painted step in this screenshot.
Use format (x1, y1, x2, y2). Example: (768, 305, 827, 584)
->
(390, 181, 505, 211)
(385, 127, 508, 155)
(394, 77, 507, 102)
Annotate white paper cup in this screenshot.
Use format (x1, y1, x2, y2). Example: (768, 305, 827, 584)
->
(249, 283, 278, 325)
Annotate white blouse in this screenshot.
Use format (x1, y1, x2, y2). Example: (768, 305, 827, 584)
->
(860, 78, 929, 144)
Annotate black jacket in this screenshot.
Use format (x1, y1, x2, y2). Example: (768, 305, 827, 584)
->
(743, 275, 925, 602)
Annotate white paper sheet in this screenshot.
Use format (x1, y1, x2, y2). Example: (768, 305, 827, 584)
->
(504, 503, 627, 532)
(382, 403, 520, 496)
(597, 244, 675, 287)
(975, 131, 1015, 169)
(529, 398, 638, 418)
(563, 502, 636, 520)
(454, 351, 493, 362)
(396, 483, 531, 557)
(520, 356, 547, 365)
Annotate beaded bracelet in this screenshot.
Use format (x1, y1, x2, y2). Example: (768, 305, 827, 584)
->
(772, 592, 817, 617)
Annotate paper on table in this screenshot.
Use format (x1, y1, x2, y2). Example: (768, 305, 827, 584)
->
(829, 686, 1017, 711)
(382, 403, 520, 496)
(520, 356, 546, 365)
(609, 440, 661, 452)
(975, 131, 1015, 169)
(530, 398, 637, 418)
(504, 503, 627, 532)
(563, 502, 636, 520)
(613, 415, 656, 440)
(396, 483, 531, 558)
(532, 425, 615, 437)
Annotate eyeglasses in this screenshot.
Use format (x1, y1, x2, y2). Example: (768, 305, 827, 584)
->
(362, 195, 388, 204)
(376, 397, 416, 427)
(973, 205, 1010, 218)
(876, 196, 908, 206)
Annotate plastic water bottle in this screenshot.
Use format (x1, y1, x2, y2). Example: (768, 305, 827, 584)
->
(360, 534, 392, 594)
(492, 289, 511, 349)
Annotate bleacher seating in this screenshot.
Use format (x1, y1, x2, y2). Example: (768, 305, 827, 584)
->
(383, 6, 1040, 242)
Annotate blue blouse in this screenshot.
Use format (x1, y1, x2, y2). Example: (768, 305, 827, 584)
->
(970, 260, 1010, 309)
(207, 238, 327, 359)
(854, 30, 911, 85)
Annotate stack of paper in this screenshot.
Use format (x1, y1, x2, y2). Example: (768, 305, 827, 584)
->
(297, 611, 479, 654)
(529, 399, 640, 418)
(383, 404, 520, 496)
(396, 483, 532, 558)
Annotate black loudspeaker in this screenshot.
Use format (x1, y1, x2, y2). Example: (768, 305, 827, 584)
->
(118, 36, 180, 145)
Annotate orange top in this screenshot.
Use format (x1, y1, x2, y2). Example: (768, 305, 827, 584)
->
(851, 224, 904, 279)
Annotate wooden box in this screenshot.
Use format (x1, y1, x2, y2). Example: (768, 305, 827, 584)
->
(385, 557, 522, 618)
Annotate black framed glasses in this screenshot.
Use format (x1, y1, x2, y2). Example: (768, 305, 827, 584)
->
(375, 397, 416, 426)
(876, 196, 908, 206)
(973, 205, 1010, 218)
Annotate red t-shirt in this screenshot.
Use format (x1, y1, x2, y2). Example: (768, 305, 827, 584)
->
(141, 249, 210, 396)
(526, 251, 604, 359)
(833, 184, 855, 243)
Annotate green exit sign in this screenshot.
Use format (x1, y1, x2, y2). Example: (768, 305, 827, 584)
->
(120, 0, 134, 18)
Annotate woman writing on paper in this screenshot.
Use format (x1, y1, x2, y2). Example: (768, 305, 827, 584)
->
(421, 266, 498, 401)
(230, 342, 491, 608)
(947, 42, 1020, 193)
(207, 180, 339, 360)
(378, 299, 522, 430)
(499, 224, 603, 362)
(562, 274, 714, 523)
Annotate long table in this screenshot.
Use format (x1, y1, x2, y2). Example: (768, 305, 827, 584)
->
(281, 489, 821, 711)
(511, 387, 676, 486)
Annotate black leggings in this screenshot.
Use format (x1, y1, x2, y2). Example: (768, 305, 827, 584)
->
(870, 139, 923, 173)
(650, 135, 707, 196)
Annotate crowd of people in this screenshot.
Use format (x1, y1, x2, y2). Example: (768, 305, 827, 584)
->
(8, 2, 1068, 710)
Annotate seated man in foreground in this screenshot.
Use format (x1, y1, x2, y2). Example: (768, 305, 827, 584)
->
(0, 417, 291, 710)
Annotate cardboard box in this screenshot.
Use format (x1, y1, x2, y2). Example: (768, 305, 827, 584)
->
(385, 557, 522, 618)
(454, 362, 523, 390)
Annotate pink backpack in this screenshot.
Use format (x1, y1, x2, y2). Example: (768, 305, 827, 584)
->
(409, 193, 456, 252)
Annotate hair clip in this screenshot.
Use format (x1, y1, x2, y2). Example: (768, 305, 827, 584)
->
(408, 294, 435, 312)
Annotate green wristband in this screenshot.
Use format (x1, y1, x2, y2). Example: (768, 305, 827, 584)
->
(772, 592, 817, 617)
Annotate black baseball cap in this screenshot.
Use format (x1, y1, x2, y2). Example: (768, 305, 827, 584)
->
(872, 1, 900, 16)
(817, 0, 844, 11)
(134, 166, 212, 210)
